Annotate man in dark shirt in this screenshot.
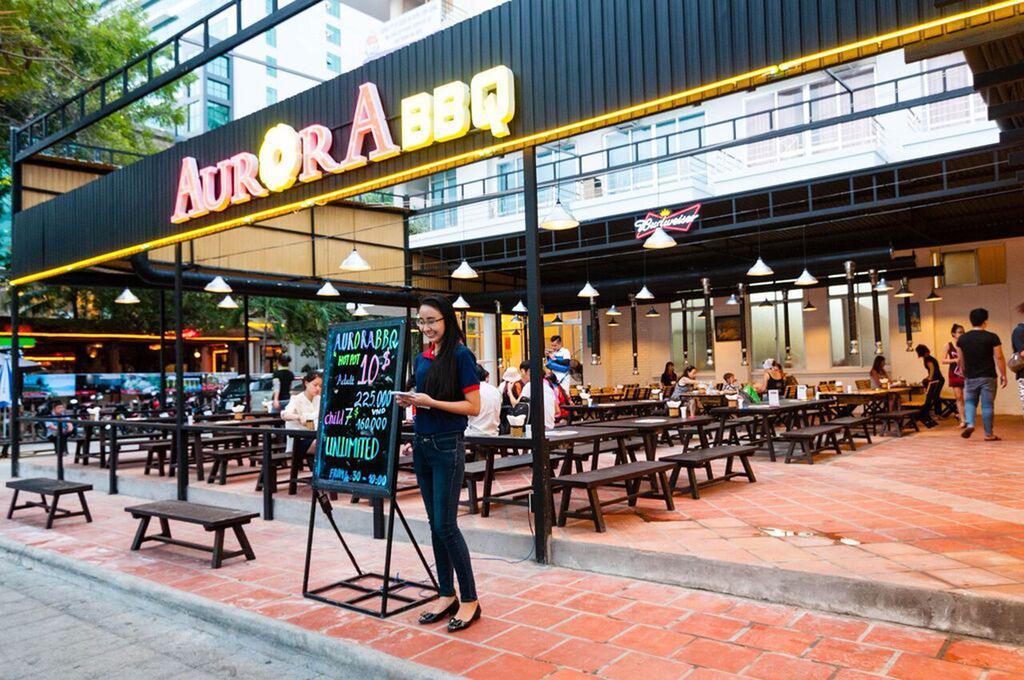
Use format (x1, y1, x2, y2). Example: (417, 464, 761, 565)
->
(956, 308, 1007, 441)
(271, 355, 294, 413)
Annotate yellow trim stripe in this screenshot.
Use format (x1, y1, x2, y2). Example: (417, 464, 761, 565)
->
(12, 0, 1023, 287)
(0, 331, 258, 342)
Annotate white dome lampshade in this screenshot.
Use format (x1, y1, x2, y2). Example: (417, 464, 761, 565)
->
(511, 300, 528, 313)
(115, 288, 140, 304)
(577, 281, 599, 298)
(452, 295, 471, 310)
(875, 277, 892, 292)
(605, 305, 621, 316)
(803, 298, 817, 312)
(725, 293, 739, 305)
(539, 200, 579, 231)
(643, 227, 677, 249)
(634, 284, 655, 300)
(340, 247, 371, 272)
(352, 304, 369, 317)
(217, 294, 239, 309)
(794, 268, 818, 286)
(450, 259, 478, 279)
(204, 275, 232, 294)
(316, 281, 340, 297)
(747, 257, 774, 277)
(644, 306, 660, 318)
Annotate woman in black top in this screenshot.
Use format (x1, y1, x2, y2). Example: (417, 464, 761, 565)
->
(915, 344, 944, 428)
(1014, 301, 1024, 417)
(660, 362, 678, 390)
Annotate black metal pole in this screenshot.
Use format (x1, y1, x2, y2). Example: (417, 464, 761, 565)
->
(681, 298, 689, 363)
(589, 298, 601, 366)
(738, 283, 748, 368)
(174, 244, 187, 501)
(870, 270, 883, 355)
(243, 294, 251, 409)
(782, 290, 792, 362)
(494, 301, 503, 375)
(702, 277, 714, 368)
(10, 285, 20, 478)
(845, 260, 859, 356)
(523, 146, 550, 564)
(158, 290, 167, 408)
(629, 295, 639, 375)
(903, 282, 914, 352)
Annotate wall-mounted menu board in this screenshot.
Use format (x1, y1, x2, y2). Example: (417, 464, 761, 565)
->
(313, 317, 406, 498)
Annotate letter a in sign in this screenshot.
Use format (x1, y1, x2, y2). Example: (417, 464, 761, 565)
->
(170, 157, 209, 224)
(339, 82, 401, 171)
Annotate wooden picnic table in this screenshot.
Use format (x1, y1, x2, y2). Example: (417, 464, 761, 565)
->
(563, 399, 666, 424)
(588, 415, 715, 460)
(709, 399, 834, 461)
(830, 387, 912, 417)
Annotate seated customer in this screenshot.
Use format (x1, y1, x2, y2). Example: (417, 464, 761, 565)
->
(519, 361, 558, 430)
(722, 373, 741, 392)
(281, 371, 322, 456)
(759, 359, 786, 394)
(660, 361, 679, 390)
(467, 364, 502, 436)
(671, 365, 699, 399)
(869, 355, 891, 389)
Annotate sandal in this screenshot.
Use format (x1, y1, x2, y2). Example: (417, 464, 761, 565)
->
(984, 435, 1002, 442)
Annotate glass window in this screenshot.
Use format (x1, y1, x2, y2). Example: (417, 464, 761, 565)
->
(206, 101, 230, 130)
(266, 55, 277, 78)
(428, 170, 457, 230)
(536, 144, 576, 207)
(655, 119, 679, 182)
(266, 27, 277, 47)
(776, 87, 805, 156)
(206, 56, 229, 78)
(940, 250, 979, 287)
(206, 80, 229, 100)
(809, 79, 839, 149)
(841, 66, 876, 145)
(744, 93, 775, 165)
(326, 24, 341, 45)
(326, 52, 341, 74)
(187, 100, 202, 132)
(326, 0, 340, 17)
(266, 87, 277, 105)
(828, 284, 889, 367)
(925, 53, 976, 129)
(670, 302, 712, 371)
(496, 157, 524, 216)
(749, 291, 805, 369)
(465, 314, 483, 360)
(604, 129, 631, 194)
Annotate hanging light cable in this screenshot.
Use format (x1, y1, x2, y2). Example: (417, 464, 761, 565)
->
(747, 227, 774, 276)
(539, 145, 579, 230)
(794, 227, 817, 286)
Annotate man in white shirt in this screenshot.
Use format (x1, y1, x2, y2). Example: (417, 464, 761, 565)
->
(467, 365, 502, 436)
(519, 362, 557, 430)
(545, 335, 572, 390)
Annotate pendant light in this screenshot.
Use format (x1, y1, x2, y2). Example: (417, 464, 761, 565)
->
(512, 300, 528, 313)
(316, 281, 340, 297)
(645, 306, 660, 318)
(803, 297, 817, 312)
(607, 317, 620, 327)
(352, 304, 369, 317)
(341, 247, 371, 272)
(512, 328, 521, 336)
(794, 228, 817, 285)
(452, 295, 471, 310)
(451, 259, 478, 279)
(217, 294, 239, 309)
(726, 293, 739, 305)
(875, 277, 892, 293)
(643, 227, 676, 249)
(635, 284, 654, 300)
(747, 228, 773, 276)
(925, 289, 943, 302)
(552, 314, 564, 324)
(697, 308, 706, 319)
(204, 275, 232, 294)
(540, 147, 579, 230)
(757, 297, 773, 308)
(115, 288, 140, 304)
(577, 281, 599, 298)
(894, 278, 914, 298)
(606, 305, 622, 316)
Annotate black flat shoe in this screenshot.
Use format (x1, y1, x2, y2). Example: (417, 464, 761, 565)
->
(447, 604, 482, 633)
(418, 599, 459, 625)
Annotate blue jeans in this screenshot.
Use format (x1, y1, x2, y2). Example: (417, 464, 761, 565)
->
(413, 432, 477, 602)
(964, 377, 997, 436)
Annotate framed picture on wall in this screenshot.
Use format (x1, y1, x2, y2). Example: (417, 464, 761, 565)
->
(714, 315, 742, 342)
(897, 303, 922, 333)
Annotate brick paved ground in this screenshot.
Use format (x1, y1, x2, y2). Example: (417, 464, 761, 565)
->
(2, 482, 1024, 678)
(24, 415, 1024, 602)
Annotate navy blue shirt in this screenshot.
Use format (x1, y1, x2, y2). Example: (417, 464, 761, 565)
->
(412, 343, 480, 435)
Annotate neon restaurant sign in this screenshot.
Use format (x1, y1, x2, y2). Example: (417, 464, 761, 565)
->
(171, 65, 515, 224)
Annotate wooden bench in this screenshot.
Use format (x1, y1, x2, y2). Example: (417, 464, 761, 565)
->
(715, 416, 759, 446)
(552, 461, 675, 532)
(661, 445, 757, 499)
(206, 443, 288, 485)
(778, 424, 843, 464)
(874, 410, 921, 437)
(6, 478, 93, 529)
(124, 500, 258, 569)
(471, 453, 563, 517)
(830, 416, 873, 450)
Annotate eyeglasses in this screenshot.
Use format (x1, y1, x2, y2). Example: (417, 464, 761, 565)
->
(416, 317, 443, 329)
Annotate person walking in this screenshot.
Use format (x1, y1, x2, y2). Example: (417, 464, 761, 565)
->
(396, 295, 482, 632)
(1012, 302, 1024, 417)
(942, 324, 967, 427)
(956, 308, 1007, 441)
(914, 345, 943, 428)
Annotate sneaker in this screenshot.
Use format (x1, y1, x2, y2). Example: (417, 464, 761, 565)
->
(961, 426, 974, 439)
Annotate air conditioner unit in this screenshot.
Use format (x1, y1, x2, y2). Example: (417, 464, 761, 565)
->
(579, 177, 603, 199)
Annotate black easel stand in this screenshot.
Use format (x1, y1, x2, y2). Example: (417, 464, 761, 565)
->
(302, 489, 438, 618)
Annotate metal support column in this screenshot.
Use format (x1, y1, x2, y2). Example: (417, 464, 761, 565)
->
(737, 283, 749, 368)
(10, 286, 20, 478)
(243, 294, 251, 408)
(845, 261, 859, 356)
(869, 270, 883, 354)
(522, 146, 551, 563)
(702, 278, 714, 367)
(174, 244, 187, 501)
(629, 295, 639, 375)
(782, 290, 792, 363)
(158, 290, 167, 408)
(494, 301, 503, 374)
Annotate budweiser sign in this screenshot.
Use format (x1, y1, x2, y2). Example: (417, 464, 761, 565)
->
(634, 203, 701, 239)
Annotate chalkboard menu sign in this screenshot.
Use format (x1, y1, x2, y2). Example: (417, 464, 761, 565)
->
(313, 317, 407, 498)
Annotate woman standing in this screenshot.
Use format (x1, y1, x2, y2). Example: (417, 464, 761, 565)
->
(942, 324, 966, 427)
(396, 296, 482, 632)
(660, 362, 679, 390)
(915, 345, 944, 428)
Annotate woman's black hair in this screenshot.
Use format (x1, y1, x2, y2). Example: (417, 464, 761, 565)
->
(302, 371, 320, 384)
(664, 361, 675, 371)
(915, 344, 930, 357)
(951, 323, 965, 335)
(419, 295, 467, 402)
(871, 355, 886, 373)
(683, 365, 697, 378)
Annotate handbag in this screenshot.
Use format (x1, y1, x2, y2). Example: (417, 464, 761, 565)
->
(1010, 324, 1024, 374)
